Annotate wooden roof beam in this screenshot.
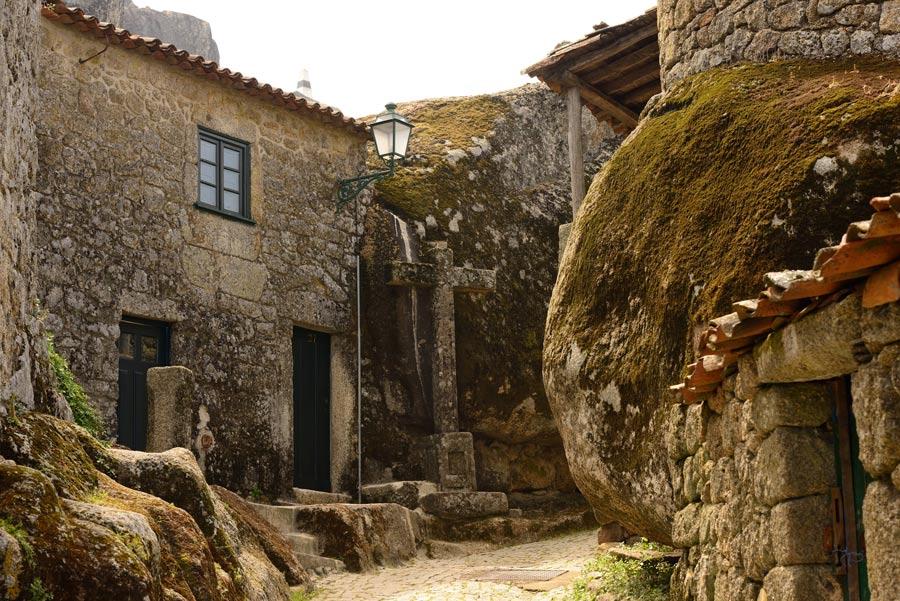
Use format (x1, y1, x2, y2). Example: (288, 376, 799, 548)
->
(582, 40, 660, 86)
(562, 23, 658, 76)
(562, 71, 639, 129)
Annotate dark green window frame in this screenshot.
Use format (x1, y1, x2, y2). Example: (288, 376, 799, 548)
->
(196, 126, 253, 223)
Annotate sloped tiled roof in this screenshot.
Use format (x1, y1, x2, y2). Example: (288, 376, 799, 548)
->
(674, 192, 900, 403)
(41, 1, 367, 136)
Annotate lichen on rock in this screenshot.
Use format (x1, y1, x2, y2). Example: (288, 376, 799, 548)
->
(0, 412, 307, 600)
(362, 84, 620, 491)
(544, 57, 900, 543)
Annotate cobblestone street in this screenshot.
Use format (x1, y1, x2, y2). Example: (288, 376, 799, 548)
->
(311, 530, 597, 601)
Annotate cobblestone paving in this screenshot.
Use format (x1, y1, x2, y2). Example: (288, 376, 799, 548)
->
(312, 530, 597, 601)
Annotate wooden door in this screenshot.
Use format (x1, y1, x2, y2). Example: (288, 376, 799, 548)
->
(292, 327, 331, 491)
(117, 318, 169, 451)
(832, 378, 871, 601)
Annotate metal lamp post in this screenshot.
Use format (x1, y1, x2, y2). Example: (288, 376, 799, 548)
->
(337, 103, 413, 502)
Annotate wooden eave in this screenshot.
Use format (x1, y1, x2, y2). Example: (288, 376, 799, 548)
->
(525, 8, 661, 131)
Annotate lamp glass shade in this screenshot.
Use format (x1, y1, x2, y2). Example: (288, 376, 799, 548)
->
(370, 103, 413, 162)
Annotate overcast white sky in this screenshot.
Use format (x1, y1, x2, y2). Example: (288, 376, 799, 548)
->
(137, 0, 656, 118)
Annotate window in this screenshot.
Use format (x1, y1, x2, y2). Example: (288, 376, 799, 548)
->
(196, 127, 252, 221)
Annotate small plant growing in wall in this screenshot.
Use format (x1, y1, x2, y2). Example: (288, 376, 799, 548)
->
(249, 487, 263, 502)
(47, 334, 105, 439)
(28, 578, 53, 601)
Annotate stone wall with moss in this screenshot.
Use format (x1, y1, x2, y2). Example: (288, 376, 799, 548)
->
(360, 84, 621, 493)
(659, 0, 900, 88)
(544, 58, 900, 543)
(34, 18, 367, 495)
(0, 0, 40, 415)
(667, 294, 900, 601)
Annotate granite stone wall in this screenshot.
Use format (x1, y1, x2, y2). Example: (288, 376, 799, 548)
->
(667, 294, 900, 601)
(659, 0, 900, 87)
(34, 18, 367, 495)
(0, 0, 39, 414)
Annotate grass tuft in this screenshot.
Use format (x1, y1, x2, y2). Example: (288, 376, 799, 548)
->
(47, 335, 105, 439)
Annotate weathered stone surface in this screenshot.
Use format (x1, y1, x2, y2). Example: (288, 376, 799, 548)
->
(769, 495, 831, 565)
(544, 60, 900, 544)
(122, 1, 219, 61)
(422, 506, 595, 545)
(0, 412, 302, 600)
(361, 85, 620, 493)
(863, 480, 900, 601)
(361, 481, 437, 509)
(755, 294, 861, 383)
(0, 0, 42, 417)
(762, 565, 843, 601)
(146, 366, 194, 452)
(851, 344, 900, 476)
(751, 383, 832, 434)
(35, 18, 366, 495)
(658, 0, 900, 88)
(421, 432, 478, 491)
(862, 301, 900, 351)
(292, 503, 423, 572)
(754, 428, 835, 506)
(419, 491, 509, 520)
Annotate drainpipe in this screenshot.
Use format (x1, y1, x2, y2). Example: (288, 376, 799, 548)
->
(355, 194, 363, 504)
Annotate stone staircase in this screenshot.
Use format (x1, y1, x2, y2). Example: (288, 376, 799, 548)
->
(249, 488, 349, 576)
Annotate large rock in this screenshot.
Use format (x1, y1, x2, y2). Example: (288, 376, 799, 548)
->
(292, 503, 423, 572)
(0, 412, 306, 600)
(360, 84, 621, 489)
(122, 1, 220, 62)
(361, 480, 437, 509)
(72, 0, 220, 61)
(753, 428, 835, 506)
(544, 58, 900, 543)
(762, 565, 843, 601)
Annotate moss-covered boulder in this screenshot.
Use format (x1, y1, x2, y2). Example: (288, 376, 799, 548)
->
(0, 412, 308, 600)
(361, 84, 620, 491)
(544, 58, 900, 543)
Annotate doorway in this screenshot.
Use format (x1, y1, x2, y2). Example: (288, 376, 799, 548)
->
(117, 317, 169, 451)
(832, 378, 871, 601)
(293, 326, 331, 491)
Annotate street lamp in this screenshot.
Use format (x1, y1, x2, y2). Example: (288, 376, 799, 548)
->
(336, 103, 412, 503)
(337, 103, 413, 208)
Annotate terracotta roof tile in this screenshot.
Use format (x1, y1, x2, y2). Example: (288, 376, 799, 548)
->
(41, 2, 367, 136)
(676, 192, 900, 402)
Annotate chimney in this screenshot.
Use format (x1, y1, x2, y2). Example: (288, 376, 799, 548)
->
(294, 68, 313, 100)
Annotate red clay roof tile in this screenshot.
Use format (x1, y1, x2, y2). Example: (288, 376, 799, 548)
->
(41, 2, 367, 136)
(676, 192, 900, 403)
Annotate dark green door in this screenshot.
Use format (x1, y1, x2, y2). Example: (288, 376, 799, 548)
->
(832, 378, 871, 601)
(293, 327, 331, 491)
(117, 317, 169, 451)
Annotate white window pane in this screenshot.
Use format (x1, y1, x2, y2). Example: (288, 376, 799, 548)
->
(223, 147, 240, 170)
(199, 183, 216, 205)
(223, 170, 240, 191)
(223, 191, 240, 212)
(200, 139, 217, 162)
(200, 162, 217, 184)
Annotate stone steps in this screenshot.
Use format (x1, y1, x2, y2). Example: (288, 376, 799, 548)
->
(294, 552, 346, 574)
(284, 532, 321, 556)
(286, 487, 352, 505)
(248, 496, 348, 576)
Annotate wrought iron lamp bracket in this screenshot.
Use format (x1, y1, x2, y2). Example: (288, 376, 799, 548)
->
(336, 158, 396, 210)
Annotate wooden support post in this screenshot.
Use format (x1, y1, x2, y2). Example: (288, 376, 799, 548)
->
(566, 85, 585, 217)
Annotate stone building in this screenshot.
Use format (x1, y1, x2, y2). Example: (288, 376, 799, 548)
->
(34, 2, 368, 495)
(669, 194, 900, 601)
(659, 0, 900, 87)
(539, 1, 900, 600)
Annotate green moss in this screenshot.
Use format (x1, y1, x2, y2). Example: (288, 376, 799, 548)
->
(290, 588, 319, 601)
(552, 56, 900, 410)
(47, 335, 104, 439)
(28, 578, 53, 601)
(0, 517, 34, 566)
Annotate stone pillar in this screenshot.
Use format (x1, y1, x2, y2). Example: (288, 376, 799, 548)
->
(146, 366, 195, 452)
(420, 432, 478, 492)
(429, 243, 461, 434)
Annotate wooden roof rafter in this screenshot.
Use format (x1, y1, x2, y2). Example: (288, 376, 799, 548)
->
(525, 8, 661, 131)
